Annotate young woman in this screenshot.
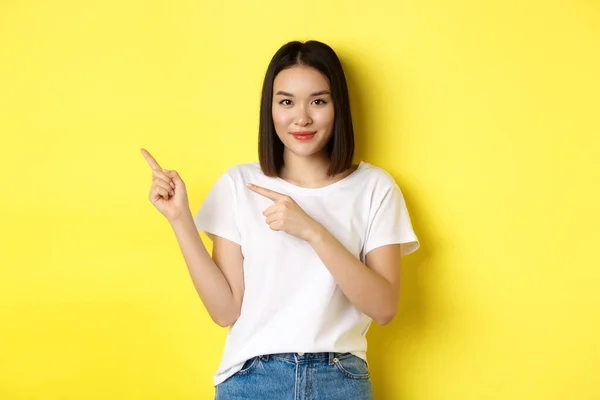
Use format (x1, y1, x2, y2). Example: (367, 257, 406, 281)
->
(141, 40, 419, 399)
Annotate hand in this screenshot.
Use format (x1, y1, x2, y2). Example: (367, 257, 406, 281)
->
(247, 184, 323, 242)
(140, 148, 190, 222)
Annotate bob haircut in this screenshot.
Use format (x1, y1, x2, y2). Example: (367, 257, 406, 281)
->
(258, 40, 355, 177)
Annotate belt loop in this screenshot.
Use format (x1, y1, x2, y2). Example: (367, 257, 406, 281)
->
(261, 354, 270, 361)
(328, 352, 335, 365)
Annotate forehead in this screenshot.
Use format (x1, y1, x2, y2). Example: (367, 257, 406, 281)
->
(273, 66, 330, 92)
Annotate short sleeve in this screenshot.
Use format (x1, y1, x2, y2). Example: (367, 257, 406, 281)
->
(193, 170, 241, 245)
(363, 183, 420, 257)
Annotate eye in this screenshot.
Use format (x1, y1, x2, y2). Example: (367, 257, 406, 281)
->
(279, 99, 293, 106)
(312, 99, 328, 105)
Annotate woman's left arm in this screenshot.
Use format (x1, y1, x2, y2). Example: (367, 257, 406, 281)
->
(308, 227, 401, 326)
(247, 183, 402, 326)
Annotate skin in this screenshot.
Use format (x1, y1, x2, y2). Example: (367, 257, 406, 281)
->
(141, 65, 402, 327)
(271, 66, 336, 187)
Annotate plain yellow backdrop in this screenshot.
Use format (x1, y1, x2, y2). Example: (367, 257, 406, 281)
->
(1, 1, 599, 399)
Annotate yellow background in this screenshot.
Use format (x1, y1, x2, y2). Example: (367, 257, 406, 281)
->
(1, 0, 599, 399)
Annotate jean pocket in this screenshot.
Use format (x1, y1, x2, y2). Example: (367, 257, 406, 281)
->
(333, 353, 370, 380)
(234, 356, 260, 376)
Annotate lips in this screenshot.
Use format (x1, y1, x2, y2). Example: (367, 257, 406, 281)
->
(291, 131, 316, 140)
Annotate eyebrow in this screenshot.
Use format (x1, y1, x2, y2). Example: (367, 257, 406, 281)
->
(274, 90, 331, 97)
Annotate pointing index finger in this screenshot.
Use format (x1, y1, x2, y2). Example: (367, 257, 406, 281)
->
(248, 184, 286, 202)
(140, 148, 162, 171)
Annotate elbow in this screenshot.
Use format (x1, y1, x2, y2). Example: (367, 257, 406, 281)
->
(374, 305, 398, 326)
(211, 309, 240, 328)
(375, 313, 395, 326)
(213, 317, 233, 328)
(212, 315, 237, 328)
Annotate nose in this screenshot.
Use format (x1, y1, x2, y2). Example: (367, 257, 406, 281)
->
(294, 105, 312, 126)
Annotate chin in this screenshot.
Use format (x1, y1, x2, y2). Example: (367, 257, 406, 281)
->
(280, 134, 331, 158)
(285, 142, 327, 158)
(292, 149, 322, 158)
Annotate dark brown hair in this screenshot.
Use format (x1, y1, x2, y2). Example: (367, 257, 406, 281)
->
(258, 40, 355, 177)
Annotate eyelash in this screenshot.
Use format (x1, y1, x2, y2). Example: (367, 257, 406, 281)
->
(279, 99, 328, 106)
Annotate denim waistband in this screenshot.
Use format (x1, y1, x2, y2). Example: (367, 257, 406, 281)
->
(260, 352, 343, 364)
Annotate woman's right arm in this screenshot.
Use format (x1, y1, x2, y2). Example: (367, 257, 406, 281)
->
(140, 148, 244, 327)
(170, 213, 244, 327)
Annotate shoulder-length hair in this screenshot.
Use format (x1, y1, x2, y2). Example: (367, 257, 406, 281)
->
(258, 40, 355, 177)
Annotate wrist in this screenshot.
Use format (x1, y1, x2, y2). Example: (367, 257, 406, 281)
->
(306, 222, 328, 246)
(169, 210, 194, 230)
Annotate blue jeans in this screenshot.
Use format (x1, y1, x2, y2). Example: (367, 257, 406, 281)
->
(215, 352, 373, 400)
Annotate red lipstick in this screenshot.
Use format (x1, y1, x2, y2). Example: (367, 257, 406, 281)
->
(291, 131, 316, 140)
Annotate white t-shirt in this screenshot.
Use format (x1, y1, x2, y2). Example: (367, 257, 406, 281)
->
(194, 161, 419, 386)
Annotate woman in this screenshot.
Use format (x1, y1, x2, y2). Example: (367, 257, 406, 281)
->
(141, 40, 419, 399)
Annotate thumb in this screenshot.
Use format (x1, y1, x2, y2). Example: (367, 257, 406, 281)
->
(163, 169, 185, 187)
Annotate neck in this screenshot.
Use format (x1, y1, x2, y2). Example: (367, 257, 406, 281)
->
(280, 150, 331, 188)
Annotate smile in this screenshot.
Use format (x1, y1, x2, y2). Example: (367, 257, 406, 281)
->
(291, 131, 316, 140)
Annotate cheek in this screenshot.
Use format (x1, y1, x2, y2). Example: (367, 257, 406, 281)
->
(316, 107, 335, 130)
(271, 108, 289, 132)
